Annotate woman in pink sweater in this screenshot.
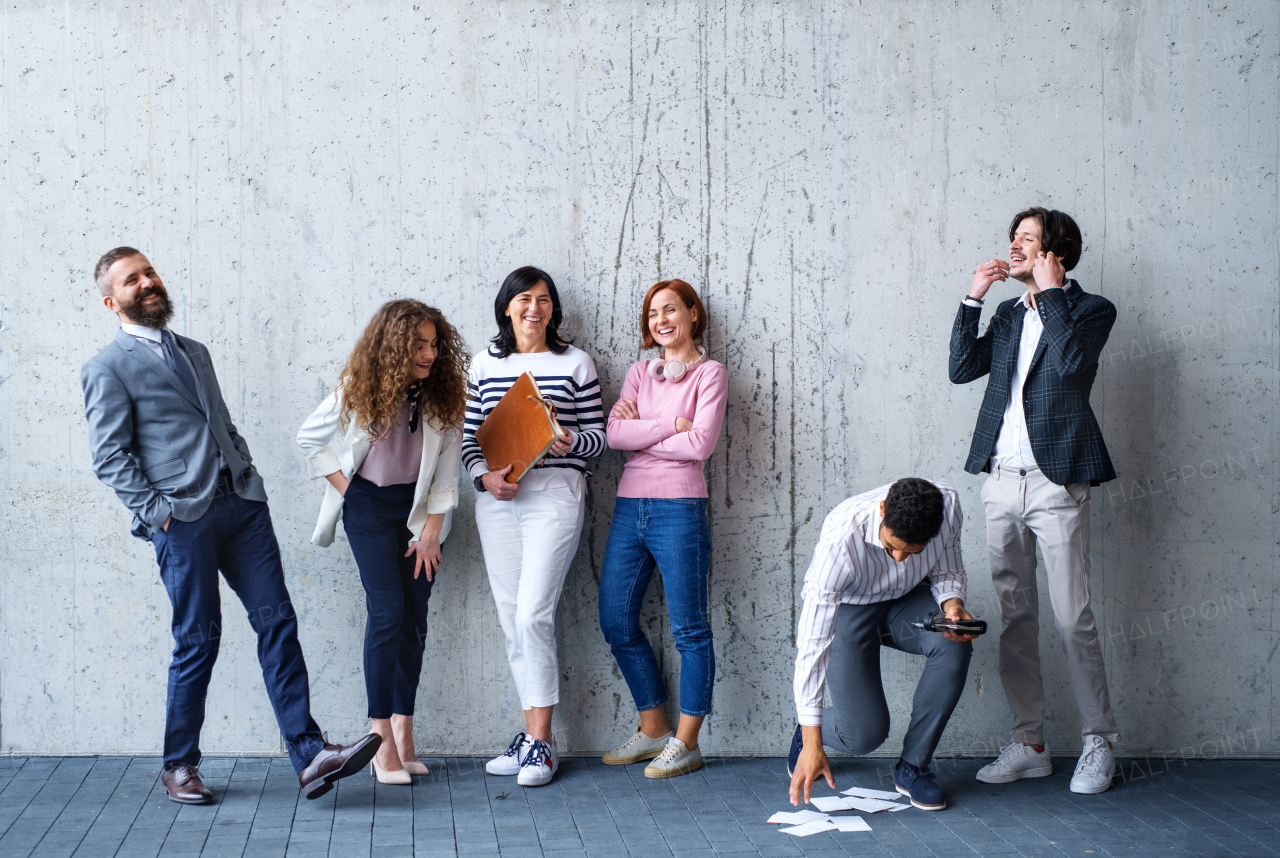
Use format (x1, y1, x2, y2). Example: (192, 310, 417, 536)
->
(599, 279, 728, 779)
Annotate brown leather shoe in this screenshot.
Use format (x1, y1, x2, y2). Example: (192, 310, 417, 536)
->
(298, 733, 382, 800)
(160, 765, 214, 804)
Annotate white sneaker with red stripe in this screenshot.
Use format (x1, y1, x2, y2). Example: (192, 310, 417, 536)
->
(516, 737, 558, 787)
(485, 732, 531, 776)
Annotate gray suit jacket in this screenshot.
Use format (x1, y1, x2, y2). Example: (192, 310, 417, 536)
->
(81, 329, 268, 540)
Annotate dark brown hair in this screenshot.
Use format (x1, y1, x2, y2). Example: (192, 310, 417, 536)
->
(640, 279, 707, 349)
(1008, 207, 1083, 272)
(489, 266, 571, 358)
(337, 300, 469, 439)
(883, 478, 945, 546)
(93, 246, 144, 296)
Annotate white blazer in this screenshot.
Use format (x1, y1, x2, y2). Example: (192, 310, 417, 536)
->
(296, 390, 463, 548)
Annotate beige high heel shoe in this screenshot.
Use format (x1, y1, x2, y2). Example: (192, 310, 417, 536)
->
(401, 759, 430, 776)
(370, 755, 413, 785)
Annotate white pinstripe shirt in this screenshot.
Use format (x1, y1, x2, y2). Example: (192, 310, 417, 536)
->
(793, 482, 967, 726)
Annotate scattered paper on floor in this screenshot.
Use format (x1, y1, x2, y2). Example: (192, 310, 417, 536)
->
(841, 785, 904, 801)
(810, 795, 857, 812)
(843, 796, 903, 813)
(832, 817, 873, 832)
(767, 810, 828, 825)
(811, 794, 902, 813)
(779, 818, 839, 837)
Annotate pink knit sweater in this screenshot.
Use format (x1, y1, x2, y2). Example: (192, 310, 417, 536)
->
(606, 358, 728, 499)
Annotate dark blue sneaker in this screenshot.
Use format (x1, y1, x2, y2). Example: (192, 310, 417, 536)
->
(786, 724, 803, 777)
(894, 759, 947, 810)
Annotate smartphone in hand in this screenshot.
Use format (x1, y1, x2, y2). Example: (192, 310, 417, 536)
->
(912, 612, 988, 636)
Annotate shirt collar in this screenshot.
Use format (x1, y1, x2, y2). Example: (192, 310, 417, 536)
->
(121, 322, 166, 343)
(864, 498, 885, 548)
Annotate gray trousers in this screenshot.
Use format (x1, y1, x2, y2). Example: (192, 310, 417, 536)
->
(983, 464, 1120, 746)
(820, 584, 972, 768)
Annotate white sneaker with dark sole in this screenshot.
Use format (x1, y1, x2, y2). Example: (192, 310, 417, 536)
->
(643, 738, 702, 779)
(485, 732, 530, 776)
(1069, 735, 1115, 794)
(603, 730, 673, 765)
(976, 743, 1053, 784)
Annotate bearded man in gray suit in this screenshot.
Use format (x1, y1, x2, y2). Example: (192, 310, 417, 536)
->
(81, 247, 380, 805)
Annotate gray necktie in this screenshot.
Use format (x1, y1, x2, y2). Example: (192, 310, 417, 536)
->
(161, 330, 202, 409)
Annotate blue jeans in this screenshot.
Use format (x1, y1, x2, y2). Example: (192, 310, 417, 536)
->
(598, 497, 714, 716)
(343, 474, 434, 718)
(151, 490, 325, 773)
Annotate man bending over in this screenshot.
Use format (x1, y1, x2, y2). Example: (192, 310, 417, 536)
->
(788, 478, 977, 811)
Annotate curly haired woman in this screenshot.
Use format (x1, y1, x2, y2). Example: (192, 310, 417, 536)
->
(297, 299, 469, 783)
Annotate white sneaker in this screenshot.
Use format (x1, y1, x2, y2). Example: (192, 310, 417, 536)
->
(516, 738, 558, 787)
(485, 732, 530, 776)
(603, 729, 673, 765)
(643, 738, 703, 779)
(1070, 735, 1115, 794)
(976, 742, 1053, 783)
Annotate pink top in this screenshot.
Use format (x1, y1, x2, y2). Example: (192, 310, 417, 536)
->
(607, 358, 729, 499)
(358, 407, 424, 487)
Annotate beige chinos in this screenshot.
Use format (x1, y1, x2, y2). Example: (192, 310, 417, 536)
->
(982, 463, 1119, 746)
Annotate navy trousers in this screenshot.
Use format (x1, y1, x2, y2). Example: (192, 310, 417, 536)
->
(820, 584, 972, 768)
(342, 474, 434, 719)
(151, 489, 325, 773)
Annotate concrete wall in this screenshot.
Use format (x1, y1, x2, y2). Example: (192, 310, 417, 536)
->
(2, 1, 1277, 760)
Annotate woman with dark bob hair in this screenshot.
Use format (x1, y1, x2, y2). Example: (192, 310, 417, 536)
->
(297, 299, 469, 784)
(598, 279, 728, 778)
(462, 266, 606, 787)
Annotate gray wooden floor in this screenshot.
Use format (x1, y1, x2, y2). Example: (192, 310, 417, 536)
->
(1, 755, 1277, 857)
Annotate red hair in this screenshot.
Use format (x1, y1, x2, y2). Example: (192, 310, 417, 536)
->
(640, 279, 707, 349)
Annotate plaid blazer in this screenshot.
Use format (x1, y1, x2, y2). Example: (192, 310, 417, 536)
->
(949, 280, 1117, 486)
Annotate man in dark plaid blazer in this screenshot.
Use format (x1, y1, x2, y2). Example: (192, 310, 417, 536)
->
(949, 208, 1120, 796)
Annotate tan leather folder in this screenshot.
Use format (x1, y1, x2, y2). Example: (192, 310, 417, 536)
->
(475, 372, 565, 483)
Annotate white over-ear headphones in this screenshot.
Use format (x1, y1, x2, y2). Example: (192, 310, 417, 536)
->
(647, 346, 706, 383)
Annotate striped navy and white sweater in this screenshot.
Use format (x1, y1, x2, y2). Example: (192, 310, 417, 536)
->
(462, 345, 607, 492)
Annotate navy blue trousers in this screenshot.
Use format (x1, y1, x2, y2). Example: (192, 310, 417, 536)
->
(820, 584, 972, 768)
(151, 491, 325, 773)
(342, 474, 434, 718)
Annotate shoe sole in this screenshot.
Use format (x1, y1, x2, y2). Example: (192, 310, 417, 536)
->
(644, 759, 703, 779)
(1070, 778, 1113, 795)
(517, 764, 557, 787)
(485, 762, 521, 776)
(165, 793, 213, 805)
(895, 784, 946, 811)
(975, 764, 1053, 784)
(303, 734, 382, 800)
(603, 749, 664, 765)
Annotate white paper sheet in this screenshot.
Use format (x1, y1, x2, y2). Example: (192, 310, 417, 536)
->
(832, 817, 873, 832)
(809, 795, 858, 812)
(886, 802, 912, 811)
(767, 810, 829, 825)
(812, 795, 901, 813)
(843, 796, 903, 813)
(841, 785, 905, 801)
(779, 818, 839, 837)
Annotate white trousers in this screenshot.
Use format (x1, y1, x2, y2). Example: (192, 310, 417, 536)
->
(475, 484, 585, 709)
(982, 464, 1119, 746)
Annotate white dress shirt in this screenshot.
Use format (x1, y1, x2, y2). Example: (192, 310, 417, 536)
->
(793, 482, 967, 726)
(990, 292, 1042, 469)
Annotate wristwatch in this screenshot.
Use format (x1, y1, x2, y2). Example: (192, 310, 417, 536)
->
(473, 475, 487, 493)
